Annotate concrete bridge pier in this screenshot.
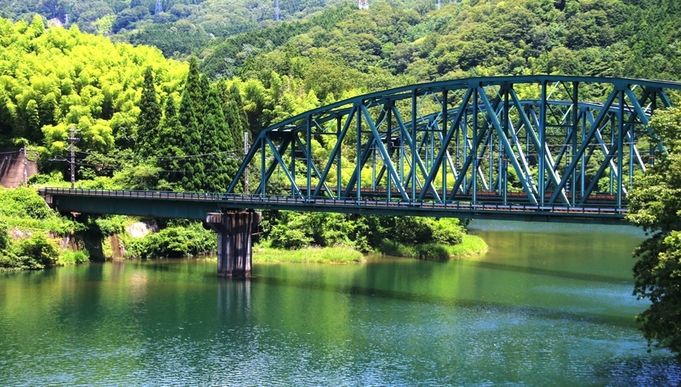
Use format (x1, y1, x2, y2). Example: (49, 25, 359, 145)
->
(206, 211, 261, 278)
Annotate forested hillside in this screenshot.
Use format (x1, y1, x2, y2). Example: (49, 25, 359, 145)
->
(2, 0, 681, 267)
(0, 0, 427, 58)
(3, 0, 681, 193)
(203, 0, 681, 96)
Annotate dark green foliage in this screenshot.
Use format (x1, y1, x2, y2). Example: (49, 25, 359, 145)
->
(201, 5, 355, 79)
(176, 88, 203, 190)
(156, 94, 184, 186)
(0, 220, 9, 251)
(220, 82, 248, 148)
(137, 67, 162, 155)
(201, 84, 234, 192)
(128, 22, 211, 57)
(173, 58, 205, 191)
(627, 107, 681, 358)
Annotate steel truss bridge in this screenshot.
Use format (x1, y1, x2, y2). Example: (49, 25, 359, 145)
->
(43, 76, 681, 224)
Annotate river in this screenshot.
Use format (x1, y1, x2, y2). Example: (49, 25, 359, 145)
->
(0, 221, 679, 386)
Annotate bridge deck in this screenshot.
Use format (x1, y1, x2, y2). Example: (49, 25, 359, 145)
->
(39, 188, 628, 224)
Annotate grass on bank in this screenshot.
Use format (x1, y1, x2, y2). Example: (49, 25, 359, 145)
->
(377, 234, 487, 260)
(253, 245, 365, 264)
(252, 234, 487, 264)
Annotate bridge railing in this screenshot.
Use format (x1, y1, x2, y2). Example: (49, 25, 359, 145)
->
(40, 187, 627, 220)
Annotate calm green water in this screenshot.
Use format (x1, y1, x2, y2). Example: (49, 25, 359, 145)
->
(1, 221, 679, 386)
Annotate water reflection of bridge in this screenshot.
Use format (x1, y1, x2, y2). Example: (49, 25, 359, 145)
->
(40, 76, 681, 277)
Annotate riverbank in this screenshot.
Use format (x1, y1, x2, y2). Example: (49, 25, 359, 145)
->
(251, 234, 487, 264)
(0, 187, 487, 270)
(253, 245, 365, 264)
(0, 187, 87, 271)
(376, 234, 488, 261)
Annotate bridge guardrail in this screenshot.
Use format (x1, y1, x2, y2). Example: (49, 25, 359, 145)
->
(39, 187, 627, 219)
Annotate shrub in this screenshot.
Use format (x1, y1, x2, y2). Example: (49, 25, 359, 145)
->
(60, 250, 89, 265)
(12, 233, 60, 269)
(126, 222, 215, 259)
(0, 187, 53, 220)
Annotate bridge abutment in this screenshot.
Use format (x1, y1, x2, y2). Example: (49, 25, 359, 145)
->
(206, 211, 261, 278)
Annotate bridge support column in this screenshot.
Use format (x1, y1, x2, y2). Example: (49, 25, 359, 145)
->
(206, 211, 261, 278)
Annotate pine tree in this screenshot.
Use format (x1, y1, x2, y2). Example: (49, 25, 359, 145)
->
(136, 67, 162, 155)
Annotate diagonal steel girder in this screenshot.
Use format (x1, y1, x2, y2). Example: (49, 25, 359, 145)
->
(224, 76, 681, 214)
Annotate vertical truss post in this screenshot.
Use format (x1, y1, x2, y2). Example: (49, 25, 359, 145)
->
(610, 115, 615, 195)
(580, 109, 586, 197)
(617, 89, 625, 208)
(260, 137, 266, 197)
(356, 103, 362, 200)
(539, 80, 547, 205)
(411, 89, 417, 201)
(337, 116, 342, 198)
(472, 87, 478, 204)
(499, 85, 504, 205)
(306, 115, 312, 199)
(442, 89, 448, 199)
(462, 108, 468, 193)
(291, 131, 296, 198)
(571, 82, 578, 206)
(387, 101, 393, 202)
(399, 105, 405, 189)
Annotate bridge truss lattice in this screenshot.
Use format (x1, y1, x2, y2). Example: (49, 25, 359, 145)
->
(227, 76, 681, 211)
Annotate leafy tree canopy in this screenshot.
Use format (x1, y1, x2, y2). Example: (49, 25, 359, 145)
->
(627, 107, 681, 358)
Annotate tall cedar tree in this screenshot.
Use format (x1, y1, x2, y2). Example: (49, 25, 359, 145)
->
(202, 84, 235, 192)
(184, 58, 206, 123)
(156, 95, 184, 186)
(177, 80, 204, 191)
(219, 82, 248, 153)
(137, 67, 162, 156)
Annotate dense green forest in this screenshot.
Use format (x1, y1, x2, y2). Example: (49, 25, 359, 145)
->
(1, 0, 681, 261)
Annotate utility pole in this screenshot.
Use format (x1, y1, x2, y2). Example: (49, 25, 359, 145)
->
(275, 0, 280, 20)
(68, 126, 79, 189)
(244, 131, 249, 195)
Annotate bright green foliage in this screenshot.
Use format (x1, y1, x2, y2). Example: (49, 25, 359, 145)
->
(0, 16, 187, 182)
(126, 222, 215, 259)
(627, 107, 681, 358)
(268, 211, 314, 250)
(0, 186, 54, 220)
(264, 210, 466, 255)
(253, 245, 364, 264)
(12, 233, 60, 268)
